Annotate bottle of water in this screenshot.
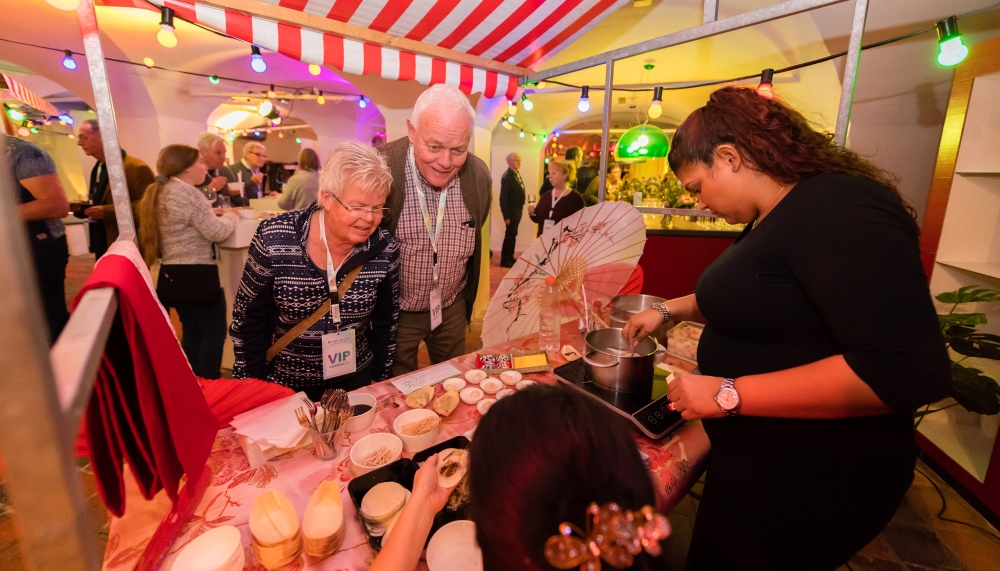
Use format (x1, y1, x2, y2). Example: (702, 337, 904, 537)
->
(539, 276, 561, 352)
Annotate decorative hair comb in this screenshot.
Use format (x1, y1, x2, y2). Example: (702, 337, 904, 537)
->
(544, 502, 671, 570)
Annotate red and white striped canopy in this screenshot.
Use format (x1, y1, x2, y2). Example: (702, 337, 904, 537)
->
(1, 73, 61, 118)
(139, 0, 627, 99)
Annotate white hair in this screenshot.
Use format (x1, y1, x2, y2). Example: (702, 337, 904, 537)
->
(197, 132, 226, 151)
(506, 152, 520, 162)
(243, 141, 265, 155)
(410, 84, 475, 131)
(319, 142, 392, 201)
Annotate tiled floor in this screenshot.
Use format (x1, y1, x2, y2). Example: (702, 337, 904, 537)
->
(3, 253, 999, 570)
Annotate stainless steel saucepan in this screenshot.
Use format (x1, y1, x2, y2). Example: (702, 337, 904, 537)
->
(583, 328, 657, 394)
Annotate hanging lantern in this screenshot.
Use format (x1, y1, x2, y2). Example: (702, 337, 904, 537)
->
(615, 124, 670, 163)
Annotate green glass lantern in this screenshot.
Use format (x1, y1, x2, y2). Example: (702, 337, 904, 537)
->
(615, 124, 669, 163)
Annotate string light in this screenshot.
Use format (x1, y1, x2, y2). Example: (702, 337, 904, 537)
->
(266, 84, 276, 99)
(295, 137, 302, 144)
(502, 118, 512, 131)
(578, 86, 590, 113)
(316, 91, 326, 105)
(17, 125, 30, 136)
(43, 0, 79, 11)
(648, 86, 663, 118)
(757, 68, 774, 99)
(519, 130, 525, 138)
(67, 133, 75, 139)
(143, 57, 155, 68)
(936, 16, 969, 66)
(507, 115, 515, 125)
(156, 7, 177, 48)
(250, 46, 266, 73)
(532, 134, 538, 142)
(57, 113, 74, 125)
(30, 127, 39, 134)
(278, 131, 284, 138)
(208, 75, 220, 84)
(308, 64, 321, 76)
(508, 100, 517, 115)
(359, 96, 368, 109)
(61, 50, 77, 70)
(257, 99, 274, 116)
(254, 130, 260, 137)
(521, 93, 533, 111)
(5, 106, 25, 122)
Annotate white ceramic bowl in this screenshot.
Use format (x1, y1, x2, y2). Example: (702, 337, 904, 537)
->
(392, 408, 441, 453)
(172, 525, 242, 571)
(499, 370, 522, 386)
(515, 379, 536, 391)
(427, 520, 483, 571)
(345, 393, 378, 433)
(238, 208, 258, 219)
(480, 378, 503, 394)
(350, 433, 403, 476)
(464, 369, 488, 384)
(460, 386, 484, 404)
(476, 399, 496, 416)
(443, 377, 467, 392)
(496, 389, 515, 400)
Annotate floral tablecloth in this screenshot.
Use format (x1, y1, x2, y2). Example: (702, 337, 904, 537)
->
(103, 323, 709, 571)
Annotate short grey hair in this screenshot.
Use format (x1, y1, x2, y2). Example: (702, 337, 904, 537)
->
(197, 132, 226, 151)
(243, 141, 265, 156)
(506, 152, 520, 162)
(81, 118, 100, 133)
(319, 142, 392, 202)
(410, 84, 475, 131)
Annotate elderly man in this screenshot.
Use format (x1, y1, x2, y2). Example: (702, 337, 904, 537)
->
(74, 119, 155, 259)
(378, 84, 491, 375)
(196, 133, 231, 203)
(498, 152, 525, 268)
(226, 141, 266, 206)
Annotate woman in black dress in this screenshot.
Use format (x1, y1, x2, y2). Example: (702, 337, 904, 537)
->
(622, 87, 950, 571)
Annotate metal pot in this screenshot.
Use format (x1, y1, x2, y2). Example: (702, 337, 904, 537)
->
(609, 294, 670, 343)
(583, 328, 657, 394)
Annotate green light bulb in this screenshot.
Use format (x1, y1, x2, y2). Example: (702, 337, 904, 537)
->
(7, 108, 24, 122)
(295, 137, 302, 144)
(209, 75, 220, 84)
(937, 36, 968, 67)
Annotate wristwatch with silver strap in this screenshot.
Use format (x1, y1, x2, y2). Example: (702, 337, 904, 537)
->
(650, 301, 672, 324)
(715, 378, 741, 416)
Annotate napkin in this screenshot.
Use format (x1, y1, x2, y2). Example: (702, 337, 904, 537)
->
(230, 392, 312, 467)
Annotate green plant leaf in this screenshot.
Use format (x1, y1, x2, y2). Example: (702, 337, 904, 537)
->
(935, 285, 1000, 304)
(948, 330, 1000, 360)
(938, 313, 988, 328)
(950, 364, 1000, 415)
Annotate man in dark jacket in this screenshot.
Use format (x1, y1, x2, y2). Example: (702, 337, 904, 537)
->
(498, 152, 524, 267)
(225, 141, 266, 206)
(377, 84, 491, 376)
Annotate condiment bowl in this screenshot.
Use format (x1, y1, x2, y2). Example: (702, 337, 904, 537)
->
(495, 389, 515, 400)
(345, 393, 378, 433)
(392, 408, 441, 453)
(427, 520, 483, 571)
(443, 377, 467, 392)
(499, 370, 522, 386)
(350, 433, 402, 476)
(476, 399, 496, 415)
(480, 378, 503, 394)
(464, 369, 487, 384)
(515, 380, 535, 391)
(460, 387, 484, 404)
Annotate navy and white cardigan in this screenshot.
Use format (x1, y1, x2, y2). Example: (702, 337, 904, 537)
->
(230, 202, 400, 390)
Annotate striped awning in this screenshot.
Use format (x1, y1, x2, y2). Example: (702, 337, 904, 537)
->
(0, 73, 61, 118)
(138, 0, 628, 99)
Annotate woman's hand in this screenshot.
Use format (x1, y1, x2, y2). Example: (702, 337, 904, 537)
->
(410, 454, 456, 514)
(621, 308, 664, 349)
(212, 208, 225, 217)
(527, 204, 536, 215)
(667, 375, 726, 420)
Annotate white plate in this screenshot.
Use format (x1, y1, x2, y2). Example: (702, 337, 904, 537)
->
(495, 389, 515, 400)
(460, 387, 484, 404)
(476, 399, 496, 415)
(499, 370, 522, 386)
(480, 378, 503, 394)
(464, 369, 488, 384)
(427, 520, 483, 571)
(443, 377, 467, 392)
(515, 380, 536, 391)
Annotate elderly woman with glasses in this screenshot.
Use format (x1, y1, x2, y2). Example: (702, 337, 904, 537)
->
(231, 142, 400, 399)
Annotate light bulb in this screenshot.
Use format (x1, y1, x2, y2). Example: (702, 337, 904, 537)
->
(67, 133, 75, 140)
(522, 96, 533, 111)
(519, 130, 525, 138)
(157, 25, 177, 48)
(578, 86, 590, 113)
(508, 101, 517, 115)
(30, 127, 39, 134)
(278, 131, 284, 138)
(44, 0, 79, 11)
(267, 85, 276, 99)
(257, 100, 273, 117)
(308, 64, 321, 76)
(62, 50, 77, 70)
(6, 108, 24, 122)
(209, 75, 220, 84)
(272, 116, 282, 126)
(757, 68, 775, 100)
(143, 57, 155, 68)
(359, 96, 368, 109)
(17, 126, 30, 136)
(532, 134, 538, 142)
(507, 115, 515, 125)
(254, 130, 260, 137)
(58, 114, 74, 125)
(295, 137, 302, 143)
(936, 16, 969, 67)
(250, 46, 266, 73)
(317, 92, 326, 105)
(503, 120, 512, 131)
(648, 86, 663, 118)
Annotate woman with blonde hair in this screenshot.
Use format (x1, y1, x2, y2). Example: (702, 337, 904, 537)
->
(230, 142, 400, 399)
(528, 160, 584, 236)
(137, 144, 239, 378)
(277, 148, 321, 211)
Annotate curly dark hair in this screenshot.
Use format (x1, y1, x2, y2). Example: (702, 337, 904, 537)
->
(668, 87, 913, 217)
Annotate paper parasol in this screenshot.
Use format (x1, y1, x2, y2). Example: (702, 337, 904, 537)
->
(482, 201, 646, 347)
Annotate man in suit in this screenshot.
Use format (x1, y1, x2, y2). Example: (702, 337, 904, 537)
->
(498, 152, 525, 268)
(74, 119, 155, 259)
(377, 84, 492, 375)
(226, 141, 266, 206)
(196, 133, 231, 205)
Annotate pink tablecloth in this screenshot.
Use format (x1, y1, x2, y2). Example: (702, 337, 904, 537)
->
(102, 324, 709, 571)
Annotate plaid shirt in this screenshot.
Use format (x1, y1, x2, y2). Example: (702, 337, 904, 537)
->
(397, 145, 476, 311)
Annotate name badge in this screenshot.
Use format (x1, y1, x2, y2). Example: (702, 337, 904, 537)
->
(322, 329, 357, 379)
(430, 288, 443, 331)
(543, 219, 556, 234)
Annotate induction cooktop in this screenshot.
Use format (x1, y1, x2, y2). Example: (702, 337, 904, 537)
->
(552, 359, 683, 439)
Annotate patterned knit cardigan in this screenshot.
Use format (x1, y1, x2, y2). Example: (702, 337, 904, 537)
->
(230, 202, 400, 390)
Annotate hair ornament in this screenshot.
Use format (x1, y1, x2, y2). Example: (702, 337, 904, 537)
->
(155, 175, 169, 184)
(543, 502, 670, 570)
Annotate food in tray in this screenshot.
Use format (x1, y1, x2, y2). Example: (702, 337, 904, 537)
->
(401, 415, 441, 436)
(433, 389, 460, 416)
(360, 482, 408, 537)
(250, 489, 300, 545)
(665, 321, 704, 362)
(460, 386, 484, 404)
(405, 385, 434, 409)
(359, 446, 396, 467)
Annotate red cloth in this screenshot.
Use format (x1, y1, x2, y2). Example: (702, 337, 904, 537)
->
(73, 244, 217, 517)
(618, 264, 644, 295)
(198, 378, 294, 428)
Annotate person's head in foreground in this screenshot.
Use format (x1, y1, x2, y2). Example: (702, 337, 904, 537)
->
(317, 142, 392, 245)
(470, 385, 670, 571)
(667, 86, 909, 225)
(406, 84, 476, 189)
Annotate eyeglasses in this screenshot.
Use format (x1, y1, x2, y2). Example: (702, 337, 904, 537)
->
(332, 193, 390, 219)
(248, 151, 267, 158)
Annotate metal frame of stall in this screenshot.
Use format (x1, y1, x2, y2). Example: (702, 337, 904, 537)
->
(0, 1, 868, 570)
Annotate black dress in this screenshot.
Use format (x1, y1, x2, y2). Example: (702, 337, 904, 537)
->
(686, 173, 950, 571)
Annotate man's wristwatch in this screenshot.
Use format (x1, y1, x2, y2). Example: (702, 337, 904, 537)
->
(715, 378, 741, 416)
(650, 302, 672, 324)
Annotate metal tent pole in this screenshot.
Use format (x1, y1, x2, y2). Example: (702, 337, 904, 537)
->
(598, 58, 614, 203)
(704, 0, 720, 23)
(833, 0, 870, 146)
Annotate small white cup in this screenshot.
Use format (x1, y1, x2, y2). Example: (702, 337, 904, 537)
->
(345, 393, 377, 433)
(350, 433, 402, 476)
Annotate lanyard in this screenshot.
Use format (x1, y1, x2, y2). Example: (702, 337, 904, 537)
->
(549, 189, 566, 219)
(319, 210, 351, 328)
(409, 150, 448, 285)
